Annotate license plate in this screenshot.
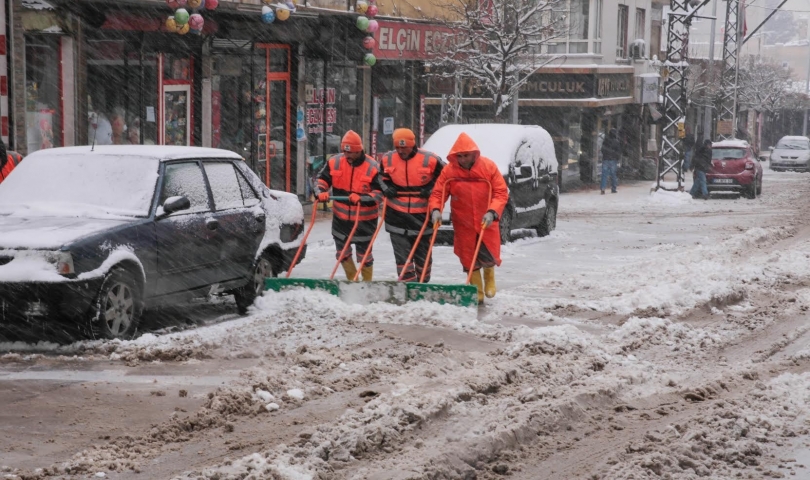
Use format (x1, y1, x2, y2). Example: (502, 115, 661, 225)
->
(713, 179, 733, 184)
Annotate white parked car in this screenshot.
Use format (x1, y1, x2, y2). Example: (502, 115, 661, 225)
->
(770, 136, 810, 172)
(423, 124, 559, 243)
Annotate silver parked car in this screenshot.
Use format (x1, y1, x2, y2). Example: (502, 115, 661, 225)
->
(770, 136, 810, 172)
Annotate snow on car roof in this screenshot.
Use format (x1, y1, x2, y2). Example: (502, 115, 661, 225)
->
(423, 124, 558, 174)
(23, 145, 244, 162)
(778, 136, 809, 141)
(712, 139, 749, 149)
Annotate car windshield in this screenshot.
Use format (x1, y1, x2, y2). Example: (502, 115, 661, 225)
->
(712, 148, 746, 160)
(0, 153, 160, 218)
(775, 139, 809, 150)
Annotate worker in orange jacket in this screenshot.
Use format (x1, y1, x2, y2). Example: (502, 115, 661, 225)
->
(379, 128, 444, 282)
(428, 132, 509, 304)
(0, 151, 20, 184)
(316, 130, 384, 281)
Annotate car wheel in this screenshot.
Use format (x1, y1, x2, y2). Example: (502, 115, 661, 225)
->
(537, 201, 557, 237)
(234, 253, 276, 315)
(90, 268, 143, 340)
(499, 207, 514, 244)
(744, 183, 757, 199)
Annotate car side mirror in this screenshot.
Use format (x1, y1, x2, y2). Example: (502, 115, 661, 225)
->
(159, 196, 190, 217)
(519, 165, 533, 178)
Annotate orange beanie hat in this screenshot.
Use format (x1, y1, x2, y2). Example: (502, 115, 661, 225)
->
(341, 130, 364, 153)
(392, 128, 416, 148)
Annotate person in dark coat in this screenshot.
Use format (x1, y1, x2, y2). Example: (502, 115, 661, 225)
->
(600, 129, 621, 194)
(682, 132, 695, 173)
(690, 139, 712, 200)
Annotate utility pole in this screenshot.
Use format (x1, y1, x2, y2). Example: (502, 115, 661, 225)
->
(802, 47, 810, 137)
(703, 0, 717, 140)
(717, 0, 741, 141)
(655, 0, 712, 192)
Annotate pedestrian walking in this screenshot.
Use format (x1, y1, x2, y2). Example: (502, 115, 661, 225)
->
(379, 128, 444, 282)
(682, 131, 695, 173)
(316, 130, 384, 281)
(600, 128, 621, 194)
(690, 139, 713, 200)
(428, 133, 509, 305)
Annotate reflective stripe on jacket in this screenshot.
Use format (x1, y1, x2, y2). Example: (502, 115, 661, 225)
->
(381, 149, 441, 214)
(317, 153, 383, 223)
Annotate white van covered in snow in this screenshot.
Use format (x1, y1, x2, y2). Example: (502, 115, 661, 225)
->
(423, 124, 559, 243)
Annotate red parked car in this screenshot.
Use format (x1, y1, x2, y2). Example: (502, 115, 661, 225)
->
(707, 140, 763, 199)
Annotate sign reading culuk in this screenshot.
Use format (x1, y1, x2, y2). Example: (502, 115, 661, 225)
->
(306, 86, 337, 134)
(372, 21, 456, 60)
(428, 72, 634, 100)
(519, 74, 594, 99)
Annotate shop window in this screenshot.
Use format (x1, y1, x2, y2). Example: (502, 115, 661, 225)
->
(164, 55, 191, 81)
(86, 39, 158, 146)
(304, 59, 362, 198)
(373, 62, 417, 155)
(547, 0, 589, 55)
(210, 54, 254, 160)
(25, 34, 61, 153)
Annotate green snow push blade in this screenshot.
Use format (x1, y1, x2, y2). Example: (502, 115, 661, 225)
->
(405, 282, 479, 308)
(264, 278, 340, 296)
(264, 277, 477, 308)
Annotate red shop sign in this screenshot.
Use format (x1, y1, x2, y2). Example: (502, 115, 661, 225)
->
(372, 21, 456, 61)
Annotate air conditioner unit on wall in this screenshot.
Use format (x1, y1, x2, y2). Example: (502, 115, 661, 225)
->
(630, 39, 646, 60)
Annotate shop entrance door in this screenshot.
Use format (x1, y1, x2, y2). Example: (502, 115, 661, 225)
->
(258, 44, 291, 192)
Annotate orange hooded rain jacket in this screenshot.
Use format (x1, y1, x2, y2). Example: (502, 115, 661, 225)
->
(428, 133, 509, 271)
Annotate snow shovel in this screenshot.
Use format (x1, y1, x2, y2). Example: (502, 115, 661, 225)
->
(405, 178, 492, 308)
(264, 189, 479, 308)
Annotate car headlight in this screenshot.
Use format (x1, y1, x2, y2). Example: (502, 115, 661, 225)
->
(47, 251, 74, 275)
(280, 222, 303, 243)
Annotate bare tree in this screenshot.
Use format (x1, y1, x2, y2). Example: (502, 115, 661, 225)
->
(429, 0, 568, 121)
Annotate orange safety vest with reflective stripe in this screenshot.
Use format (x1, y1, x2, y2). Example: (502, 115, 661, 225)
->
(381, 149, 441, 214)
(317, 153, 382, 222)
(0, 152, 20, 184)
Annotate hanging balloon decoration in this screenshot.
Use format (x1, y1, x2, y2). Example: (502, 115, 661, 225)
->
(261, 5, 276, 23)
(166, 0, 215, 35)
(258, 1, 296, 25)
(356, 0, 378, 67)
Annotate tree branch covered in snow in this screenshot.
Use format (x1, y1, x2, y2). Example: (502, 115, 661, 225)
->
(428, 0, 568, 119)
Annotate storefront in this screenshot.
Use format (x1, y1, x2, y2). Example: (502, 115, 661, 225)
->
(368, 20, 453, 157)
(11, 1, 369, 199)
(424, 66, 637, 186)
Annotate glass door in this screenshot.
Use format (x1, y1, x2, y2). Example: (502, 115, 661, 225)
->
(163, 85, 191, 146)
(258, 44, 291, 191)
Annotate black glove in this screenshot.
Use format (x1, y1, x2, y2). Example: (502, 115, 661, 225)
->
(383, 186, 398, 199)
(418, 186, 432, 199)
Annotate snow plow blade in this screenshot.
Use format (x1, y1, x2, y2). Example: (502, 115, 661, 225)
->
(264, 278, 478, 308)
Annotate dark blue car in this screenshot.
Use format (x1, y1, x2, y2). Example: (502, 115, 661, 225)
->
(0, 146, 305, 340)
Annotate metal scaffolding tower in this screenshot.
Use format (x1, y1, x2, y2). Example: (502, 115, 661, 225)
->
(656, 0, 710, 191)
(717, 0, 742, 141)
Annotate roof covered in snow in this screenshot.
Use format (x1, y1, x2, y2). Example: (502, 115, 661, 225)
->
(24, 145, 244, 163)
(423, 124, 558, 174)
(712, 139, 749, 149)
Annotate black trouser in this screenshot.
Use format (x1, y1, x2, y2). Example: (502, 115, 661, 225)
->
(390, 232, 432, 282)
(334, 237, 373, 266)
(463, 241, 496, 273)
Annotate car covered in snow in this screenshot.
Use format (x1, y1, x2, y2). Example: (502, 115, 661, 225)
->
(769, 136, 810, 172)
(707, 139, 763, 199)
(422, 124, 559, 243)
(0, 146, 305, 340)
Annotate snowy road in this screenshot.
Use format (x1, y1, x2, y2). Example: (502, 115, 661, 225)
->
(3, 168, 810, 479)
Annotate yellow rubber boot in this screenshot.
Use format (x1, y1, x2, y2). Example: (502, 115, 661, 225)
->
(341, 260, 358, 281)
(361, 266, 373, 282)
(470, 269, 485, 305)
(483, 267, 496, 298)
